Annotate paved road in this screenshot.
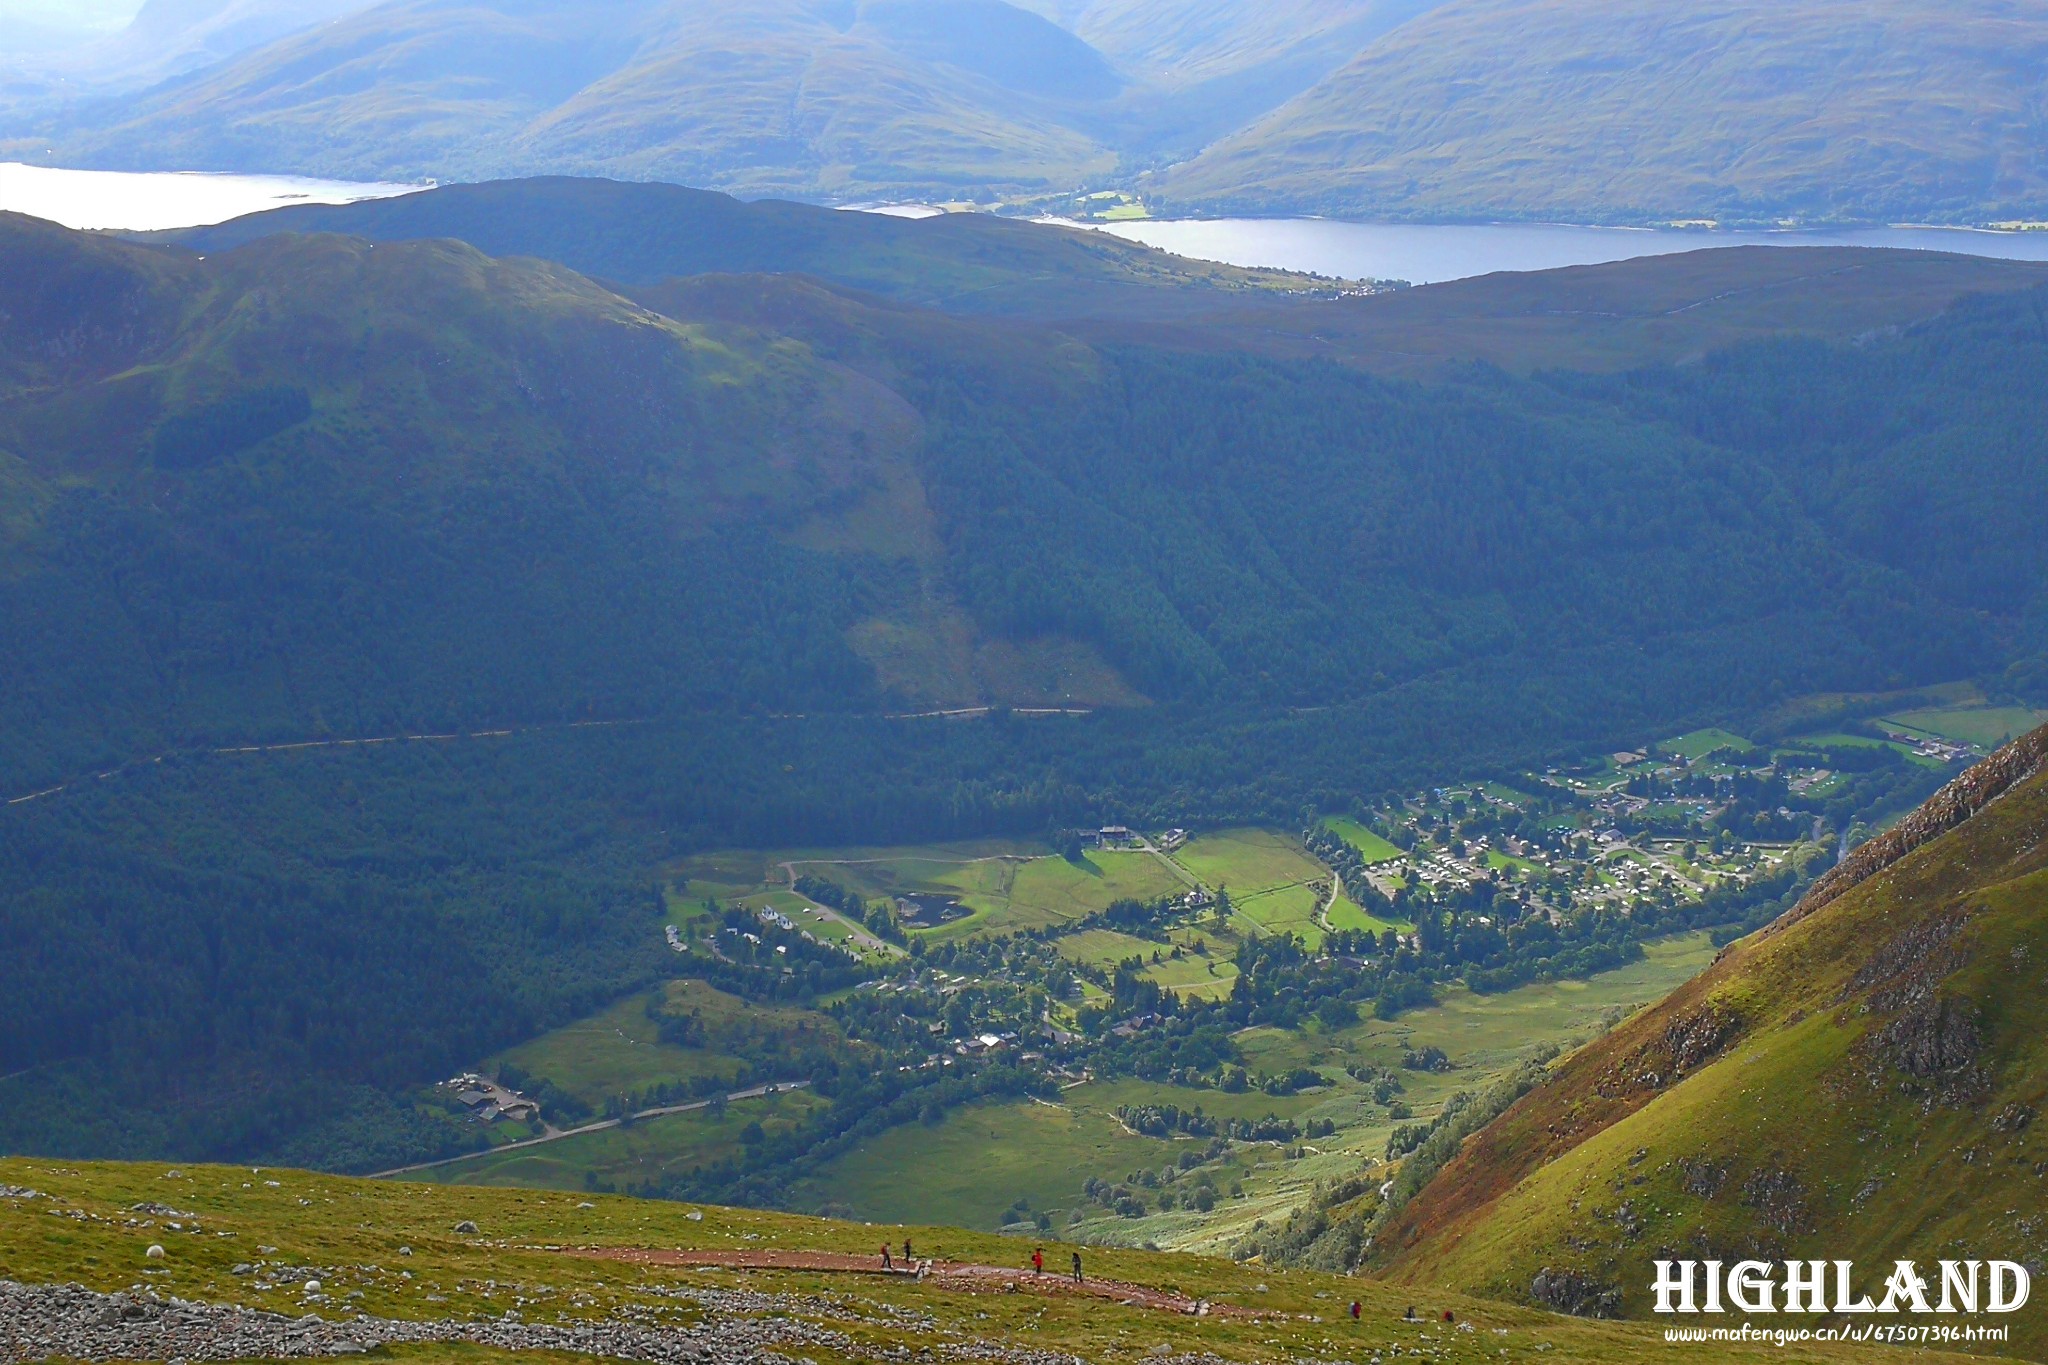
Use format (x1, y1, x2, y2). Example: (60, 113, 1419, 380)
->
(368, 1080, 811, 1179)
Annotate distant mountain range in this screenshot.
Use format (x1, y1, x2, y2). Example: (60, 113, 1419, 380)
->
(8, 0, 2048, 224)
(1159, 0, 2048, 224)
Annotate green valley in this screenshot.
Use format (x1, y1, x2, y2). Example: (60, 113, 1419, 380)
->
(1, 186, 2046, 1365)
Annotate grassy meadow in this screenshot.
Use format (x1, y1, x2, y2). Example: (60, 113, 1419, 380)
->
(0, 1156, 1958, 1365)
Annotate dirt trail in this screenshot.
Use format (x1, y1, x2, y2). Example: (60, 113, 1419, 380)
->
(569, 1247, 1262, 1317)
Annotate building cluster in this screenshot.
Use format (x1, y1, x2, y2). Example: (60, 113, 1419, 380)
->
(443, 1073, 538, 1124)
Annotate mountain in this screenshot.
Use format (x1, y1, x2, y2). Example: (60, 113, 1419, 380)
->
(5, 199, 2048, 1166)
(1159, 0, 2048, 225)
(18, 0, 1125, 198)
(1371, 725, 2048, 1356)
(17, 0, 2048, 224)
(159, 177, 1336, 319)
(1039, 0, 1455, 156)
(0, 0, 374, 113)
(4, 0, 1444, 200)
(68, 0, 378, 87)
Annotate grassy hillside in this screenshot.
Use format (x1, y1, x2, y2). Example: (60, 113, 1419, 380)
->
(1108, 246, 2048, 377)
(24, 0, 1122, 200)
(0, 1157, 2001, 1364)
(162, 177, 1339, 320)
(1374, 727, 2048, 1357)
(1161, 0, 2048, 225)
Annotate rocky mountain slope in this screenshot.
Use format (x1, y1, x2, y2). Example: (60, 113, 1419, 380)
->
(1374, 724, 2048, 1357)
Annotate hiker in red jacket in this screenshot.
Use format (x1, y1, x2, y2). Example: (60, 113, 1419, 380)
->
(1032, 1247, 1044, 1275)
(881, 1244, 893, 1270)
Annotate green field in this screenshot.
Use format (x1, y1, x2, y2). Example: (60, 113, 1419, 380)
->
(1173, 828, 1322, 893)
(789, 1097, 1181, 1228)
(1325, 893, 1405, 936)
(423, 1089, 827, 1192)
(1883, 705, 2046, 749)
(1323, 816, 1405, 864)
(1139, 951, 1239, 1001)
(1798, 732, 1950, 768)
(1053, 927, 1162, 968)
(1656, 727, 1752, 758)
(691, 839, 1189, 940)
(1169, 829, 1333, 943)
(490, 980, 846, 1113)
(489, 988, 740, 1109)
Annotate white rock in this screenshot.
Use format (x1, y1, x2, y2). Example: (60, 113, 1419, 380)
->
(145, 1245, 166, 1260)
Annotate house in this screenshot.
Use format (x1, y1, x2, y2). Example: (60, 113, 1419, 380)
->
(1098, 825, 1135, 847)
(1159, 828, 1188, 852)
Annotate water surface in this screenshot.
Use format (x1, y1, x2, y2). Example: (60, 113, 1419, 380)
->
(1073, 217, 2048, 285)
(0, 162, 421, 231)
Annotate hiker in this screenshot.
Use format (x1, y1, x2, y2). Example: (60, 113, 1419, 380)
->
(881, 1244, 893, 1270)
(1032, 1247, 1044, 1275)
(1404, 1305, 1416, 1320)
(1442, 1310, 1455, 1323)
(1349, 1300, 1361, 1321)
(1071, 1251, 1083, 1284)
(904, 1238, 913, 1263)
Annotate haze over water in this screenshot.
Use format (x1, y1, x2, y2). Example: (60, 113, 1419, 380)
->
(1072, 216, 2048, 285)
(0, 163, 420, 230)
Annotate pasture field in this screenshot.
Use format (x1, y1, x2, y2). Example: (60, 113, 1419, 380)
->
(1797, 732, 1950, 767)
(1323, 816, 1405, 863)
(422, 1089, 827, 1192)
(489, 989, 739, 1109)
(958, 850, 1186, 937)
(1882, 704, 2046, 749)
(787, 1097, 1181, 1229)
(688, 839, 1187, 940)
(1171, 828, 1322, 895)
(489, 980, 844, 1112)
(1139, 951, 1238, 1000)
(1656, 727, 1752, 758)
(1228, 880, 1323, 941)
(1054, 927, 1163, 968)
(1325, 892, 1405, 935)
